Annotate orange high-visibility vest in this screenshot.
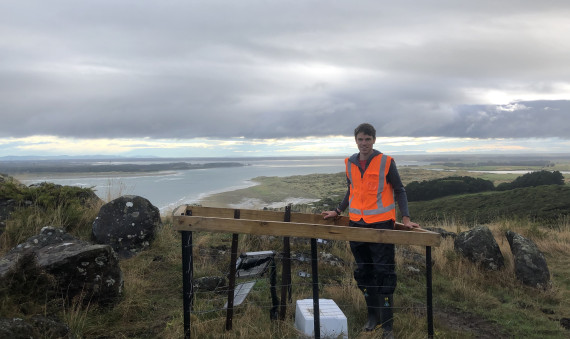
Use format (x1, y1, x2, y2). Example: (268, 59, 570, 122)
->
(346, 154, 396, 223)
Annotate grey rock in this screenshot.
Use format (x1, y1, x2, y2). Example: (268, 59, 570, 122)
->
(30, 315, 74, 338)
(505, 230, 550, 289)
(0, 318, 38, 339)
(290, 251, 344, 267)
(0, 226, 123, 306)
(561, 317, 570, 330)
(398, 247, 429, 275)
(319, 252, 345, 267)
(425, 227, 457, 239)
(406, 266, 421, 274)
(398, 246, 426, 264)
(92, 195, 161, 258)
(454, 225, 504, 270)
(290, 251, 311, 263)
(194, 276, 226, 292)
(0, 316, 73, 339)
(0, 198, 18, 223)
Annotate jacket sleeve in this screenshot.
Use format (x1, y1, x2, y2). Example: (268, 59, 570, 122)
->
(336, 173, 350, 212)
(387, 159, 411, 217)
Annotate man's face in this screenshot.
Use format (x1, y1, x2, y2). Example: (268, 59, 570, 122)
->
(355, 132, 376, 158)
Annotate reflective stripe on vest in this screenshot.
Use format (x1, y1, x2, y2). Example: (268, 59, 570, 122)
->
(346, 154, 396, 223)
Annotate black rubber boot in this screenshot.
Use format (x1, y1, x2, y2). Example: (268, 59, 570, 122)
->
(362, 290, 381, 332)
(380, 294, 394, 338)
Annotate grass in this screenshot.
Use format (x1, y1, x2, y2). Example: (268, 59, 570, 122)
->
(2, 170, 570, 338)
(408, 185, 570, 227)
(5, 216, 568, 338)
(426, 220, 570, 338)
(0, 180, 102, 247)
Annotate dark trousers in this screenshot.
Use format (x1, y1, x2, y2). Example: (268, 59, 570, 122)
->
(349, 220, 397, 295)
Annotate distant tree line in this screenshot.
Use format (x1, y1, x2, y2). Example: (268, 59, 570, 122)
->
(495, 170, 565, 191)
(432, 160, 554, 168)
(405, 170, 565, 201)
(405, 176, 494, 202)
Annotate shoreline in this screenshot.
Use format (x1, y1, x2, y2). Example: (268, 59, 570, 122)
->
(198, 195, 319, 210)
(196, 173, 346, 210)
(12, 171, 179, 182)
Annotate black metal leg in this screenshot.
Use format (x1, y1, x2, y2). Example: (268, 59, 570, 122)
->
(181, 231, 193, 339)
(311, 238, 320, 339)
(280, 205, 292, 320)
(225, 209, 241, 331)
(226, 233, 239, 330)
(269, 257, 279, 320)
(426, 246, 434, 338)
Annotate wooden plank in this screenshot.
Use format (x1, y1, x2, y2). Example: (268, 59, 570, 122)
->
(175, 205, 347, 223)
(173, 205, 430, 231)
(173, 205, 288, 221)
(172, 204, 188, 217)
(290, 212, 349, 226)
(173, 216, 441, 247)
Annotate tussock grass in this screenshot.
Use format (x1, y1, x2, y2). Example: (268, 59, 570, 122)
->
(61, 296, 92, 337)
(102, 178, 133, 203)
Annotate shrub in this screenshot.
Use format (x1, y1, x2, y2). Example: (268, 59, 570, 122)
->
(0, 177, 101, 251)
(405, 176, 495, 201)
(496, 170, 564, 191)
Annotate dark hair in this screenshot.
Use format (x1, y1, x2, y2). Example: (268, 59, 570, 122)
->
(354, 123, 376, 138)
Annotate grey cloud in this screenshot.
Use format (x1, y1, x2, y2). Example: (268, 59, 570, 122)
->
(430, 100, 570, 139)
(0, 1, 569, 140)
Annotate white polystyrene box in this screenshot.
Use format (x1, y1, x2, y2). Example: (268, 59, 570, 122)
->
(294, 299, 348, 339)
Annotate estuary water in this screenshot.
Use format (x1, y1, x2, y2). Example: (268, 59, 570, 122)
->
(16, 156, 567, 213)
(17, 157, 354, 213)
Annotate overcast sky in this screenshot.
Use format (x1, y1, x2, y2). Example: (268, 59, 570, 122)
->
(1, 1, 569, 157)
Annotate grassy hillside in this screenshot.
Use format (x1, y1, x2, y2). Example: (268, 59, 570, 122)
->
(1, 172, 570, 338)
(409, 185, 570, 227)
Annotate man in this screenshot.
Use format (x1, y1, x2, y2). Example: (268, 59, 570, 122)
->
(322, 123, 419, 338)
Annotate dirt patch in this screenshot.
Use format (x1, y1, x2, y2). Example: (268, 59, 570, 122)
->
(434, 307, 505, 338)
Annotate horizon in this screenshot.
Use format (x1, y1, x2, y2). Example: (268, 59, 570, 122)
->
(3, 152, 570, 162)
(2, 135, 570, 159)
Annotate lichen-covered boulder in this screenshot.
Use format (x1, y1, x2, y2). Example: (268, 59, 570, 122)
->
(505, 230, 550, 289)
(0, 316, 73, 339)
(454, 225, 504, 270)
(194, 276, 226, 292)
(425, 227, 457, 239)
(92, 195, 161, 258)
(0, 318, 39, 339)
(0, 226, 123, 306)
(0, 199, 17, 222)
(561, 318, 570, 330)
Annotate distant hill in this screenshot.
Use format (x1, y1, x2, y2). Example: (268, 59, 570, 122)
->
(0, 155, 127, 161)
(409, 184, 570, 226)
(0, 161, 245, 174)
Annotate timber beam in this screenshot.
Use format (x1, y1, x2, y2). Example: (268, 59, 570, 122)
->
(172, 205, 441, 247)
